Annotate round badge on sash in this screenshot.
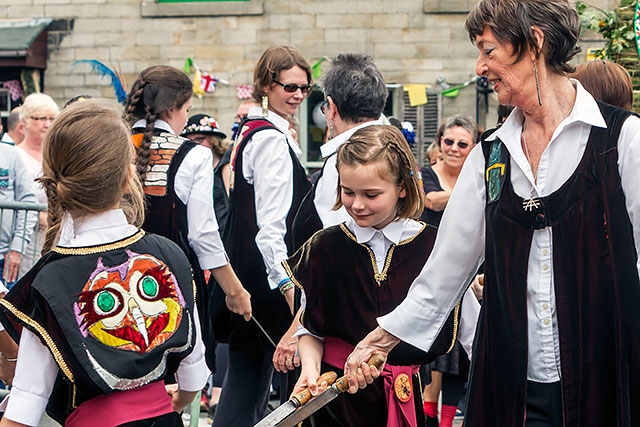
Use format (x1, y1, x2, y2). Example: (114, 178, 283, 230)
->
(394, 373, 412, 403)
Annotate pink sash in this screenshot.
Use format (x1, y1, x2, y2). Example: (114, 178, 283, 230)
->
(323, 336, 418, 427)
(65, 381, 174, 427)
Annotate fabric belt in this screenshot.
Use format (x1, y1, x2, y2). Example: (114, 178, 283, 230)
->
(323, 336, 418, 427)
(66, 381, 174, 426)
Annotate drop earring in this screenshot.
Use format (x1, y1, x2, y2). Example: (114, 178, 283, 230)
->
(261, 95, 269, 117)
(534, 61, 542, 106)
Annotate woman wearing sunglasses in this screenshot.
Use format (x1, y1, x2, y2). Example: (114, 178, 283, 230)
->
(211, 45, 312, 427)
(420, 114, 478, 427)
(421, 114, 478, 226)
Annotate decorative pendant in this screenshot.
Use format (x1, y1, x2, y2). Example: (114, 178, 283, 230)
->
(522, 197, 541, 212)
(394, 373, 412, 402)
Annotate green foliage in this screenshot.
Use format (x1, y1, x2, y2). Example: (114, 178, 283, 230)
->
(575, 1, 636, 61)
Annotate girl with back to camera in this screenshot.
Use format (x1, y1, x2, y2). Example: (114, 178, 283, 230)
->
(286, 125, 458, 427)
(0, 99, 206, 426)
(123, 65, 251, 373)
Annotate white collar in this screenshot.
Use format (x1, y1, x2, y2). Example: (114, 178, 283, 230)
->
(321, 120, 381, 159)
(247, 107, 292, 134)
(132, 119, 175, 134)
(347, 217, 409, 246)
(489, 79, 606, 145)
(58, 209, 135, 247)
(247, 107, 301, 155)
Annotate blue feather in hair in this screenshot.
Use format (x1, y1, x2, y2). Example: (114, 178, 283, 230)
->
(72, 60, 127, 104)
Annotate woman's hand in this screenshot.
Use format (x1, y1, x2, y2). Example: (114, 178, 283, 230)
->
(225, 288, 252, 321)
(344, 326, 399, 393)
(165, 384, 198, 413)
(211, 264, 252, 321)
(273, 319, 300, 373)
(470, 273, 484, 302)
(3, 251, 21, 284)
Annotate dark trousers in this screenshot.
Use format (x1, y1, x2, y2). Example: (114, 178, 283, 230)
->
(525, 380, 563, 427)
(211, 349, 274, 427)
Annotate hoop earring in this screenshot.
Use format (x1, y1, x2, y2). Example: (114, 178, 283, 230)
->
(534, 61, 542, 106)
(261, 95, 269, 117)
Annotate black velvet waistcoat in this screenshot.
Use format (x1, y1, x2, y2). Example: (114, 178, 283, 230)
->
(466, 102, 640, 427)
(218, 119, 311, 351)
(285, 222, 458, 366)
(285, 223, 459, 427)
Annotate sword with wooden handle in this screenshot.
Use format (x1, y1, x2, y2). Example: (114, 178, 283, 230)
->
(276, 353, 386, 427)
(253, 371, 338, 427)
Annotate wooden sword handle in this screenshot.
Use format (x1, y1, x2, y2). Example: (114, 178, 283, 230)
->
(291, 371, 338, 407)
(334, 353, 386, 393)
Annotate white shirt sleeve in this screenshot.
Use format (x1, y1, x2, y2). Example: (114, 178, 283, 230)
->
(174, 145, 229, 271)
(378, 145, 486, 352)
(242, 129, 295, 289)
(313, 155, 350, 228)
(458, 288, 481, 359)
(2, 329, 58, 426)
(175, 307, 208, 392)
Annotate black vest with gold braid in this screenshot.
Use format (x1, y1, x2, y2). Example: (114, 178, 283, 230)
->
(0, 232, 196, 424)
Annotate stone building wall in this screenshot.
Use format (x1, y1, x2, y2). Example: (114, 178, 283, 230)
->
(1, 0, 616, 139)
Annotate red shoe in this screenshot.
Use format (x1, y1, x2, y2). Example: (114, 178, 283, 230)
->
(200, 392, 210, 412)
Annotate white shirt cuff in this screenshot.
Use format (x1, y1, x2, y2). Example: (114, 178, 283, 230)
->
(378, 297, 448, 353)
(198, 252, 229, 271)
(2, 386, 49, 426)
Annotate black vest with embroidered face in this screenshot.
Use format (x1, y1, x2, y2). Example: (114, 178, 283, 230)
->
(0, 232, 196, 424)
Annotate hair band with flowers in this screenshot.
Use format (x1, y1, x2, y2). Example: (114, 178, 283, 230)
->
(184, 116, 220, 133)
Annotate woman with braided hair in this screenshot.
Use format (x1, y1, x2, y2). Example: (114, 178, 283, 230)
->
(122, 65, 251, 374)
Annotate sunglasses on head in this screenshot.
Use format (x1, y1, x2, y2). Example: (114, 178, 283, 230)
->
(442, 138, 470, 149)
(273, 80, 312, 94)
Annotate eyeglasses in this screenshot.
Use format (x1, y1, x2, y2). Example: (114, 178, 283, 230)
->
(320, 100, 328, 115)
(442, 138, 471, 149)
(273, 80, 312, 94)
(30, 116, 56, 122)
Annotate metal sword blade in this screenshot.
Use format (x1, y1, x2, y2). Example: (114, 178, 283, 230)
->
(251, 315, 278, 348)
(277, 378, 347, 427)
(253, 400, 298, 427)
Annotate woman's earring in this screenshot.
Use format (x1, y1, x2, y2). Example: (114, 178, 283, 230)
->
(534, 61, 542, 106)
(261, 95, 269, 117)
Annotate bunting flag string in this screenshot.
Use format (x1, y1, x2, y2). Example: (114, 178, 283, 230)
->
(182, 57, 474, 102)
(184, 57, 241, 99)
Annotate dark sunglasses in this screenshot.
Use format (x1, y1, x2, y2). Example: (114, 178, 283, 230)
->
(442, 138, 470, 149)
(273, 80, 312, 94)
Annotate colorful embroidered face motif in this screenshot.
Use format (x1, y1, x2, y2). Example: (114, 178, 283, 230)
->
(75, 250, 185, 353)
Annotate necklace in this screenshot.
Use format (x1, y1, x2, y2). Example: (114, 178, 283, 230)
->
(521, 129, 541, 212)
